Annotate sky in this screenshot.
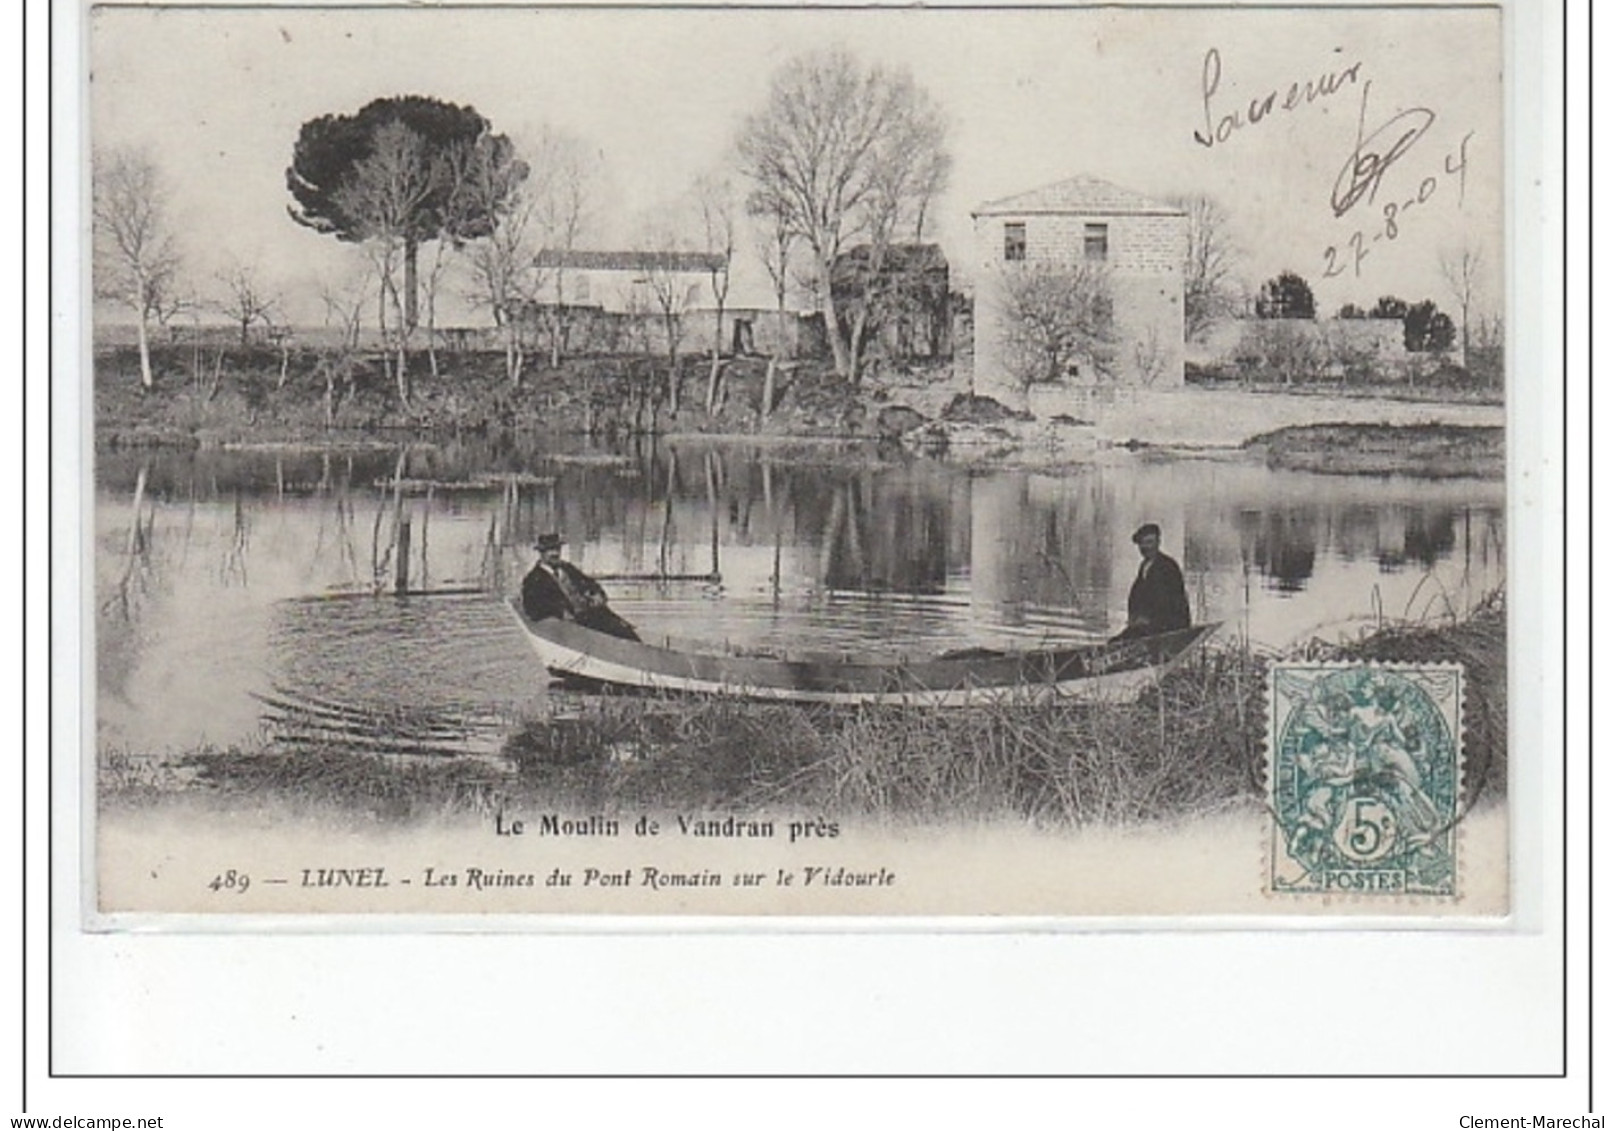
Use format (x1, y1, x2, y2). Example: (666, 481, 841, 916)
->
(88, 4, 1505, 327)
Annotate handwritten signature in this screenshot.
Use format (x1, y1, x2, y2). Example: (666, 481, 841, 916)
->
(1322, 129, 1474, 279)
(1193, 46, 1364, 149)
(1330, 80, 1436, 218)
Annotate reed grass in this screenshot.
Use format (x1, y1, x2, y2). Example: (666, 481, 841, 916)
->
(102, 744, 517, 824)
(100, 597, 1505, 825)
(1302, 587, 1507, 806)
(140, 646, 1263, 826)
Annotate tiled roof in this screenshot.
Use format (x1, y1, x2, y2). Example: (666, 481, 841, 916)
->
(535, 249, 727, 273)
(973, 176, 1183, 217)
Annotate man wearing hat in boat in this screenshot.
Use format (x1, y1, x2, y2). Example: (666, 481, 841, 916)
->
(522, 532, 641, 642)
(1113, 522, 1192, 641)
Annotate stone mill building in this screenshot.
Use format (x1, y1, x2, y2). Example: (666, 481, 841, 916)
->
(971, 176, 1187, 403)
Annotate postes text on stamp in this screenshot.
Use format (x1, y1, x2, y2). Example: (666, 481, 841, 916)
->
(1268, 663, 1464, 897)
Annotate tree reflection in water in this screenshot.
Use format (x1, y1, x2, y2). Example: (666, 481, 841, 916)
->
(93, 439, 1506, 752)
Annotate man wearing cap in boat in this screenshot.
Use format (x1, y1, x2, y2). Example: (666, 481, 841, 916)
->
(522, 532, 640, 642)
(1113, 522, 1192, 641)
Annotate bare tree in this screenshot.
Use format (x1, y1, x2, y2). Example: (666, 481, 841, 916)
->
(318, 255, 369, 352)
(148, 276, 191, 343)
(464, 190, 538, 387)
(420, 238, 450, 380)
(450, 138, 539, 387)
(751, 193, 794, 316)
(996, 261, 1116, 404)
(737, 48, 951, 385)
(749, 194, 797, 419)
(838, 122, 950, 383)
(1439, 244, 1484, 370)
(93, 147, 183, 389)
(315, 254, 372, 426)
(1169, 193, 1241, 343)
(215, 260, 293, 387)
(176, 302, 227, 402)
(214, 260, 279, 346)
(1235, 318, 1325, 386)
(335, 121, 439, 406)
(621, 283, 660, 433)
(363, 237, 410, 403)
(1473, 309, 1505, 351)
(692, 173, 737, 413)
(635, 220, 698, 418)
(528, 127, 601, 369)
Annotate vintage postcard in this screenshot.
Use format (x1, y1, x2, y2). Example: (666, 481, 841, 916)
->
(83, 2, 1520, 919)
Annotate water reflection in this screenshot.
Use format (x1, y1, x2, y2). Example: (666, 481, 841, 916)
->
(94, 439, 1505, 753)
(1240, 509, 1318, 594)
(262, 594, 529, 757)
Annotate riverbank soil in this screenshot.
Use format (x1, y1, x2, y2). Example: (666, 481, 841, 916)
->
(1246, 422, 1505, 477)
(94, 345, 874, 449)
(94, 346, 1506, 472)
(1090, 387, 1505, 449)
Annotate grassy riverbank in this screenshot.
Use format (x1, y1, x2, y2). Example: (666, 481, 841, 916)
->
(94, 344, 886, 449)
(100, 596, 1505, 827)
(1245, 422, 1505, 478)
(95, 346, 1507, 467)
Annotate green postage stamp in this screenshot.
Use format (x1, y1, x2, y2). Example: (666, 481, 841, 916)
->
(1268, 664, 1465, 898)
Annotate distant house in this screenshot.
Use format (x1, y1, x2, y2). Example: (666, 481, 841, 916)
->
(532, 248, 725, 314)
(972, 176, 1187, 397)
(521, 248, 821, 360)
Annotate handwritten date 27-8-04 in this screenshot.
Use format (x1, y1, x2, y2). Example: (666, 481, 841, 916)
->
(1323, 128, 1473, 281)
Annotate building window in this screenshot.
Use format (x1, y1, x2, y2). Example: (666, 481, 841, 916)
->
(1084, 223, 1109, 261)
(1004, 222, 1026, 262)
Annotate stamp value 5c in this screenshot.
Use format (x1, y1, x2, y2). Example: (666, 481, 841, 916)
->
(1268, 663, 1464, 897)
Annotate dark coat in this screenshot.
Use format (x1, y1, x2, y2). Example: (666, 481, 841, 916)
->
(521, 560, 639, 641)
(1121, 552, 1192, 638)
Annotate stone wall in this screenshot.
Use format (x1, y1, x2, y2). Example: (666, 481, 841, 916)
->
(1188, 317, 1405, 367)
(510, 306, 823, 360)
(1187, 317, 1429, 383)
(681, 308, 825, 360)
(1000, 212, 1183, 274)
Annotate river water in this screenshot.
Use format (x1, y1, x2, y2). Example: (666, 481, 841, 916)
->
(93, 436, 1504, 756)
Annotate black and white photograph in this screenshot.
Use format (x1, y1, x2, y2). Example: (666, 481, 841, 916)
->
(83, 3, 1515, 918)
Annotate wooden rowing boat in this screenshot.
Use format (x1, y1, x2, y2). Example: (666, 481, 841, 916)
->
(508, 600, 1219, 707)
